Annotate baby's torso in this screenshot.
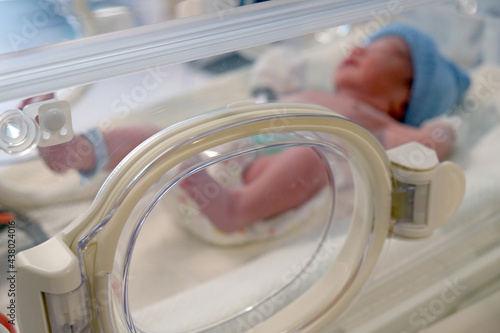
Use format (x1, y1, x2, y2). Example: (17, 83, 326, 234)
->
(281, 90, 394, 142)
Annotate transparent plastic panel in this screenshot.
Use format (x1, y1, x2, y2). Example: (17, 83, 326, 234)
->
(102, 130, 368, 333)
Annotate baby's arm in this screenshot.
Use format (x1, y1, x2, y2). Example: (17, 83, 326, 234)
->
(38, 125, 159, 174)
(383, 120, 455, 160)
(279, 91, 455, 159)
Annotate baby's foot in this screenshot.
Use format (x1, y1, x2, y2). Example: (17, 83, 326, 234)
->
(180, 168, 245, 233)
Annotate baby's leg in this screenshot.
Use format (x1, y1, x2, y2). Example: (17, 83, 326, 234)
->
(242, 155, 275, 184)
(180, 168, 241, 233)
(236, 147, 329, 223)
(181, 147, 328, 233)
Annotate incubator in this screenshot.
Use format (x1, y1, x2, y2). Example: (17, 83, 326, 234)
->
(1, 0, 500, 332)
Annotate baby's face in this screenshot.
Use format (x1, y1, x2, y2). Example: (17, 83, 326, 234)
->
(334, 36, 413, 120)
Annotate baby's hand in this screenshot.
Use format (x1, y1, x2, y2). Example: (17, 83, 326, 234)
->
(38, 135, 96, 173)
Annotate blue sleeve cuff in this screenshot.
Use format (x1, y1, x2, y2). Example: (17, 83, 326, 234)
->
(79, 128, 109, 184)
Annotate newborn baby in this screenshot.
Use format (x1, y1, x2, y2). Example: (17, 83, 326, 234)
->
(37, 24, 470, 238)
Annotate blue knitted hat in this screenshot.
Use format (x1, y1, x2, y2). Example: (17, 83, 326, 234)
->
(368, 23, 470, 127)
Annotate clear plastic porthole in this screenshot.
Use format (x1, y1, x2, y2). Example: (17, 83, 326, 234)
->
(17, 104, 399, 333)
(81, 104, 392, 333)
(125, 132, 354, 332)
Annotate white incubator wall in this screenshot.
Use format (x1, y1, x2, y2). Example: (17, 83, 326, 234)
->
(0, 1, 499, 333)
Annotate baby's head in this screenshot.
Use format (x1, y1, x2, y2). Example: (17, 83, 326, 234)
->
(334, 23, 471, 126)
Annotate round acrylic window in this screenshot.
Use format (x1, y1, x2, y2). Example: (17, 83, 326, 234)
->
(74, 105, 391, 333)
(110, 132, 367, 332)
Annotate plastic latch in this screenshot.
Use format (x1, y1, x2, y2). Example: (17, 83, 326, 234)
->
(387, 142, 465, 238)
(23, 99, 74, 147)
(45, 282, 93, 333)
(0, 109, 40, 155)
